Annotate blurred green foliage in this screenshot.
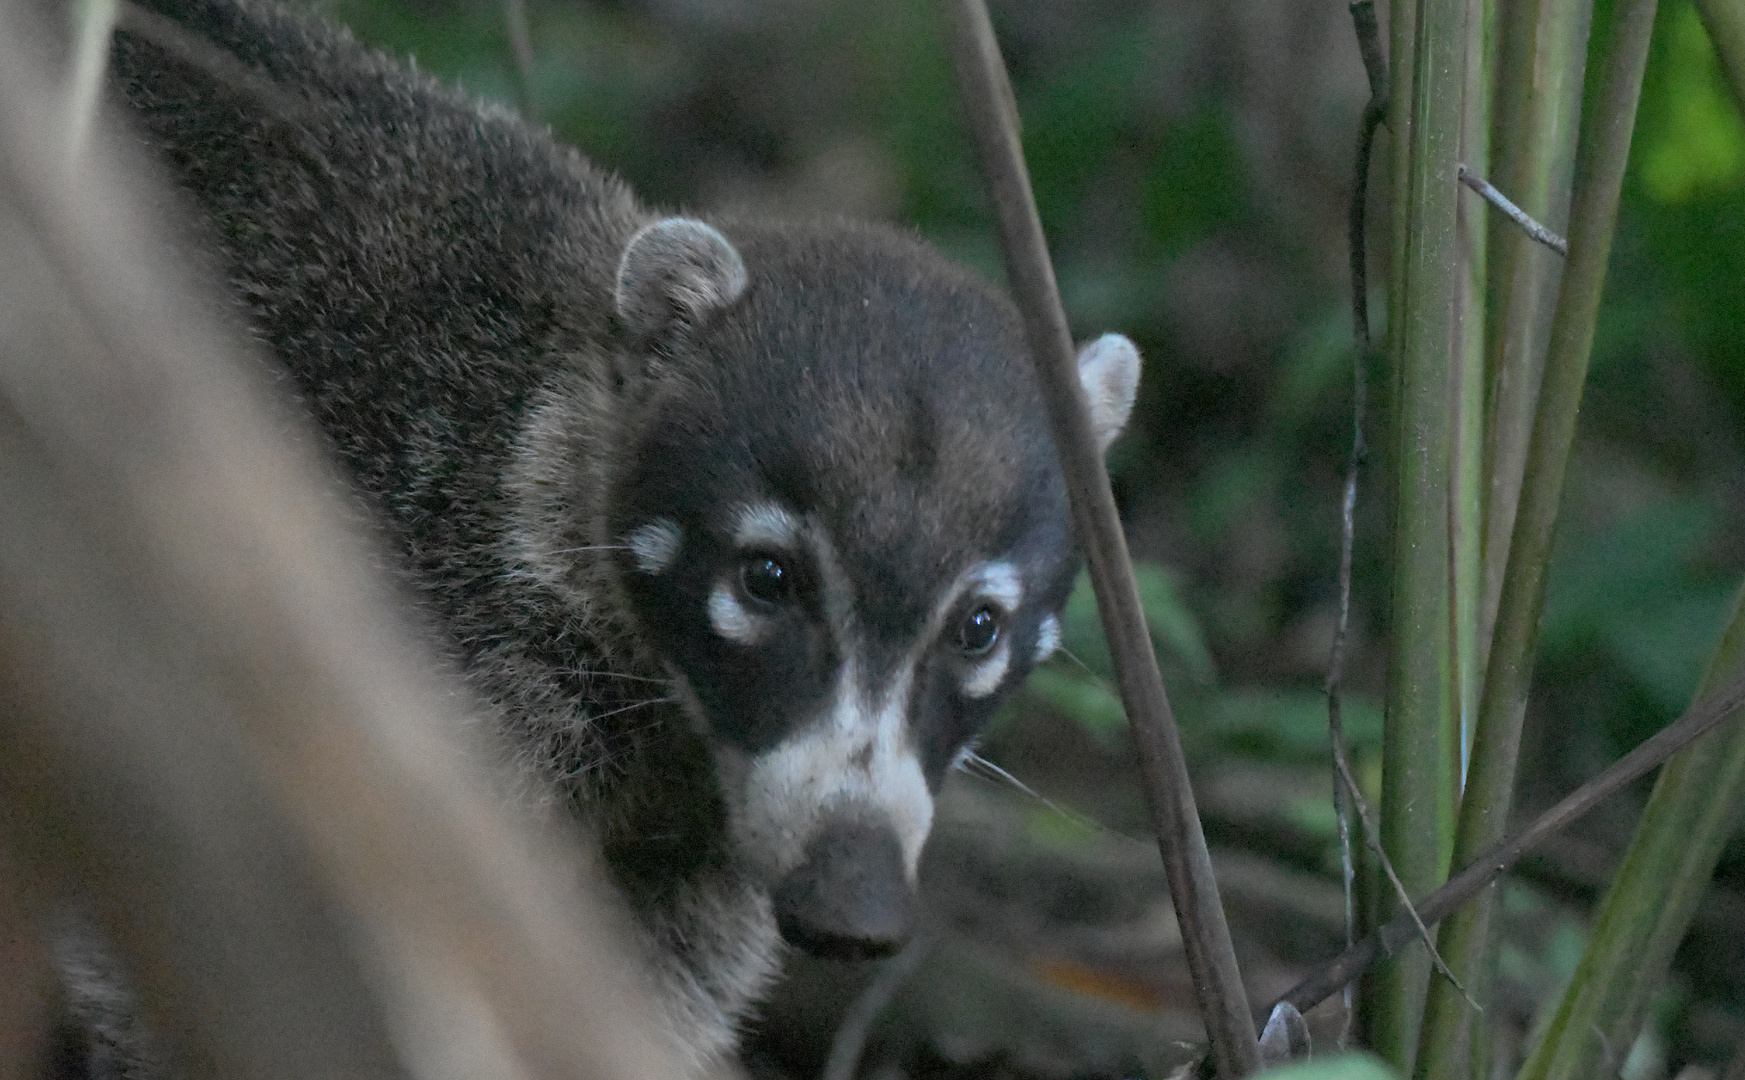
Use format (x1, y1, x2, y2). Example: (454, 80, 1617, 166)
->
(1254, 1053, 1398, 1080)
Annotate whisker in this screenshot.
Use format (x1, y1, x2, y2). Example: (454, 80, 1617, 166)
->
(546, 544, 630, 555)
(955, 749, 1148, 849)
(574, 669, 669, 685)
(588, 696, 677, 723)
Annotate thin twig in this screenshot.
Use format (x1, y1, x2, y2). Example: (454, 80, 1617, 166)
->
(820, 924, 937, 1080)
(1329, 732, 1479, 1012)
(1456, 165, 1569, 256)
(941, 3, 1260, 1075)
(1332, 0, 1388, 1048)
(1270, 663, 1745, 1017)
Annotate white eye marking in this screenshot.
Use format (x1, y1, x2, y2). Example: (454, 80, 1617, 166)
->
(973, 562, 1023, 613)
(1034, 614, 1061, 663)
(733, 503, 801, 550)
(625, 518, 681, 574)
(708, 580, 763, 645)
(961, 639, 1011, 699)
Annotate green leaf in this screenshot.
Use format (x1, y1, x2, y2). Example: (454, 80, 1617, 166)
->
(1640, 4, 1745, 202)
(1257, 1052, 1399, 1080)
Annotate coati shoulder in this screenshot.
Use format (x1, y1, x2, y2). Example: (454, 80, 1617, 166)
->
(94, 0, 1143, 1072)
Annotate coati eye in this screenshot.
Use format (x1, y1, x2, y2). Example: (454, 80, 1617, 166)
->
(957, 605, 1000, 655)
(739, 555, 793, 605)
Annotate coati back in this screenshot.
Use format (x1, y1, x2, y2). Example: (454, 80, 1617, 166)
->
(95, 0, 1142, 1072)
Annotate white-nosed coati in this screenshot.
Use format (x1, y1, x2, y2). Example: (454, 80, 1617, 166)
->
(80, 0, 1141, 1074)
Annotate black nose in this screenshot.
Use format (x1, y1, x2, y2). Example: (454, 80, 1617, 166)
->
(771, 820, 918, 959)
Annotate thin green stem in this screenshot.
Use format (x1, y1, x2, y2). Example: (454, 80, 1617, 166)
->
(1518, 581, 1745, 1080)
(1368, 0, 1468, 1067)
(1477, 0, 1593, 678)
(1695, 0, 1745, 116)
(1413, 0, 1493, 1073)
(1416, 0, 1592, 1073)
(1462, 0, 1663, 1070)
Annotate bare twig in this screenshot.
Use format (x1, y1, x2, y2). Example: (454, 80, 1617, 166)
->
(1271, 663, 1745, 1018)
(1328, 734, 1478, 1012)
(1456, 165, 1570, 256)
(940, 3, 1260, 1076)
(1331, 0, 1387, 1046)
(820, 924, 937, 1080)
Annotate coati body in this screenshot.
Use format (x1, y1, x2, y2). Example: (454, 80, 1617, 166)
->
(94, 0, 1141, 1072)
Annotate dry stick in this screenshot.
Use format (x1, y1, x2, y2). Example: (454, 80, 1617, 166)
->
(1456, 166, 1569, 256)
(940, 2, 1261, 1076)
(1271, 662, 1745, 1018)
(1328, 736, 1478, 1013)
(1330, 1, 1387, 1047)
(0, 14, 674, 1078)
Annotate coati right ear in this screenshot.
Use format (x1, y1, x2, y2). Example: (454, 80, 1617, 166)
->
(1077, 333, 1141, 453)
(614, 217, 747, 343)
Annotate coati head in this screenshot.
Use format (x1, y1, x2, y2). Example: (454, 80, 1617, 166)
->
(597, 216, 1139, 959)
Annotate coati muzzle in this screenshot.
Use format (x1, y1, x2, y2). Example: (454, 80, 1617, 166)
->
(771, 819, 918, 959)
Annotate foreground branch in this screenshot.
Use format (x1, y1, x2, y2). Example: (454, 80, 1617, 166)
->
(941, 2, 1260, 1076)
(1270, 663, 1745, 1018)
(0, 8, 672, 1078)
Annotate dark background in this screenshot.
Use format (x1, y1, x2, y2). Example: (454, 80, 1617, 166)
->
(309, 0, 1745, 1074)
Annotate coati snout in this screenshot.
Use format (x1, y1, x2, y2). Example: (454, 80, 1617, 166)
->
(772, 820, 917, 958)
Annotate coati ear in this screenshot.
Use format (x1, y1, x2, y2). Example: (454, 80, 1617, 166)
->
(614, 217, 748, 342)
(1076, 333, 1141, 452)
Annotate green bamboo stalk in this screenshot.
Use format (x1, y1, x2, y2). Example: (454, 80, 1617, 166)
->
(1365, 0, 1468, 1068)
(1518, 582, 1745, 1080)
(1453, 0, 1493, 797)
(1385, 0, 1418, 392)
(1696, 0, 1745, 115)
(1424, 0, 1658, 1075)
(1412, 0, 1492, 1075)
(1477, 0, 1592, 676)
(1414, 0, 1592, 1074)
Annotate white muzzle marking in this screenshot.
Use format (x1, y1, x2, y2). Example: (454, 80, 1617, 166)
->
(734, 658, 933, 882)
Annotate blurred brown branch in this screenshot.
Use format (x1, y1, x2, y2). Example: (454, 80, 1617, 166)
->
(0, 5, 672, 1078)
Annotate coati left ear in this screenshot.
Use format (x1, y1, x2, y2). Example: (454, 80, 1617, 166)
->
(614, 217, 748, 342)
(1077, 333, 1141, 452)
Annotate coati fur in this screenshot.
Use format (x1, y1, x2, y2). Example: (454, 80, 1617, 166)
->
(86, 0, 1142, 1073)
